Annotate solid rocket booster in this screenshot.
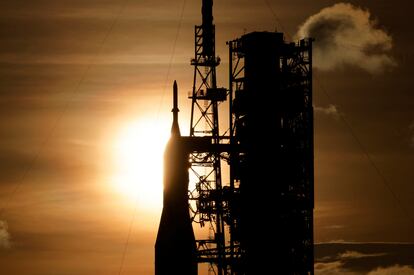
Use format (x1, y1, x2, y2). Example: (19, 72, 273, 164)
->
(155, 81, 197, 275)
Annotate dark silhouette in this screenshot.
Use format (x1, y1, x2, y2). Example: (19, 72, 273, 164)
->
(228, 32, 314, 274)
(155, 81, 198, 275)
(156, 1, 314, 274)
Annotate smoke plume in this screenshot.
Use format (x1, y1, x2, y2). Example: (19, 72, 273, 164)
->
(0, 220, 11, 249)
(296, 3, 396, 74)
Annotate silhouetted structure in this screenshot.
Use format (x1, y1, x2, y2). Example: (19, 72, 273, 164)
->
(188, 0, 228, 274)
(156, 1, 314, 275)
(155, 81, 198, 275)
(228, 32, 314, 274)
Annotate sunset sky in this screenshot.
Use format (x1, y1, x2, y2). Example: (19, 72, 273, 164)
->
(0, 0, 413, 274)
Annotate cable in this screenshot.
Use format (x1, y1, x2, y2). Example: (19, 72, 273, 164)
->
(117, 205, 138, 275)
(0, 0, 128, 219)
(157, 0, 188, 119)
(116, 1, 187, 274)
(263, 0, 292, 40)
(314, 72, 414, 226)
(259, 0, 413, 227)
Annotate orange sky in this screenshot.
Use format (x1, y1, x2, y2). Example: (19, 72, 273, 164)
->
(0, 0, 413, 274)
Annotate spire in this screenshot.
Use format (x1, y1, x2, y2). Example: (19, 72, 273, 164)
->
(171, 80, 181, 136)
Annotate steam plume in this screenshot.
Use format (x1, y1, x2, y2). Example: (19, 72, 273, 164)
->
(296, 3, 396, 74)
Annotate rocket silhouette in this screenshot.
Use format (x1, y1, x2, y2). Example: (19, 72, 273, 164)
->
(155, 81, 197, 275)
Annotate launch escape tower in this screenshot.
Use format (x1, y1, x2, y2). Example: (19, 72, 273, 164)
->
(156, 1, 314, 274)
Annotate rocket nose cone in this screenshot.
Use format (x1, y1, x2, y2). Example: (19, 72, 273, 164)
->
(171, 80, 180, 136)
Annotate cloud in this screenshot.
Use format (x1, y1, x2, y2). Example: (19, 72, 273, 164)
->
(339, 250, 387, 260)
(315, 104, 340, 118)
(316, 243, 414, 274)
(296, 2, 396, 74)
(0, 220, 11, 249)
(367, 265, 414, 275)
(315, 261, 357, 275)
(315, 262, 414, 275)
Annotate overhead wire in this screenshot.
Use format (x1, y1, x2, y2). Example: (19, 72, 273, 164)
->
(157, 0, 188, 119)
(2, 1, 409, 273)
(314, 74, 414, 226)
(261, 0, 414, 226)
(263, 0, 291, 40)
(117, 1, 188, 274)
(0, 0, 128, 219)
(117, 204, 138, 275)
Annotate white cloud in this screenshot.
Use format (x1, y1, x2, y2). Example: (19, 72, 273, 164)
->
(368, 265, 414, 275)
(315, 261, 358, 275)
(296, 2, 396, 74)
(315, 104, 340, 118)
(339, 250, 387, 259)
(0, 220, 11, 249)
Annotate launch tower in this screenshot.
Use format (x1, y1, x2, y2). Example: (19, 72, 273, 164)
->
(228, 32, 314, 274)
(156, 1, 314, 275)
(188, 0, 228, 274)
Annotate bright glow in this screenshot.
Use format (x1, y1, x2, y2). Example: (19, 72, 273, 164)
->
(112, 118, 169, 210)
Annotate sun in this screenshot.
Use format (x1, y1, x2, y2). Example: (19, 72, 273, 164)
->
(112, 118, 169, 210)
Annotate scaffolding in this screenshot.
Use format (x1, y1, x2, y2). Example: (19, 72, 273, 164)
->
(188, 0, 229, 274)
(186, 2, 314, 275)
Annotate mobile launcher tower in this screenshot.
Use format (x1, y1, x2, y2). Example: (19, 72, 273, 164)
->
(155, 0, 314, 274)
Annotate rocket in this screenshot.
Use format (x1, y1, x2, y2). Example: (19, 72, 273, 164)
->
(155, 81, 198, 275)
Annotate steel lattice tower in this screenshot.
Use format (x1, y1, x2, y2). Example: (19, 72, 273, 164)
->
(188, 0, 229, 274)
(182, 1, 314, 275)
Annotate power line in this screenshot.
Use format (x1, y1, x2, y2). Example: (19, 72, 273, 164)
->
(314, 73, 414, 226)
(260, 0, 413, 228)
(263, 0, 291, 40)
(116, 1, 188, 274)
(117, 205, 138, 275)
(0, 0, 128, 219)
(157, 0, 188, 119)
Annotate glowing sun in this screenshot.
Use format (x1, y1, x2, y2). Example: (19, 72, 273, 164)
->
(112, 119, 169, 209)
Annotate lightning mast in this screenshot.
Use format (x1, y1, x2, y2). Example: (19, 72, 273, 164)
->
(188, 0, 228, 274)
